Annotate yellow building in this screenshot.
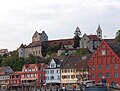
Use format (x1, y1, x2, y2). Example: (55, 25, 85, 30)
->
(61, 54, 92, 89)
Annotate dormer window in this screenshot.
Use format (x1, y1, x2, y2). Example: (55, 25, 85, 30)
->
(51, 63, 55, 68)
(57, 65, 60, 67)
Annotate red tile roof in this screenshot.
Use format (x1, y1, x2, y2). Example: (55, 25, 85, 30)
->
(87, 35, 100, 40)
(48, 38, 74, 46)
(24, 63, 45, 69)
(61, 54, 92, 69)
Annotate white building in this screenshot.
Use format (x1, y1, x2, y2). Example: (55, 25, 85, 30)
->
(45, 58, 62, 86)
(80, 25, 102, 52)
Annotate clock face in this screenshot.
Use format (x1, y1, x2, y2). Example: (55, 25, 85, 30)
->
(102, 50, 106, 56)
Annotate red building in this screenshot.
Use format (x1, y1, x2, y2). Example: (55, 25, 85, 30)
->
(8, 63, 46, 90)
(9, 71, 21, 89)
(88, 39, 120, 85)
(21, 63, 46, 89)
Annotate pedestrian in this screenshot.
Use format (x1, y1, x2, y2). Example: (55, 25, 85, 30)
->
(73, 88, 75, 91)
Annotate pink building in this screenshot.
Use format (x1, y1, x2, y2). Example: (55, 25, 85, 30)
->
(9, 71, 21, 90)
(21, 63, 46, 89)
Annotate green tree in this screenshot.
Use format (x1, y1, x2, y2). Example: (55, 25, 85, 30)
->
(115, 30, 120, 43)
(73, 27, 81, 48)
(25, 54, 36, 64)
(46, 45, 61, 55)
(75, 48, 87, 55)
(1, 50, 25, 71)
(73, 35, 81, 48)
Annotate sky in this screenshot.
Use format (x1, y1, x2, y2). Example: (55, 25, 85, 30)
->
(0, 0, 120, 51)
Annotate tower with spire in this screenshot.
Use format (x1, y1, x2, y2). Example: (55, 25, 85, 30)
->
(96, 24, 102, 40)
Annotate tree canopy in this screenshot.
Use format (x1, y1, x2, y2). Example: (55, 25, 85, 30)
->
(73, 27, 81, 48)
(115, 30, 120, 43)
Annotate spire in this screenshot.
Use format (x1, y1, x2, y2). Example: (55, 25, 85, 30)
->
(96, 24, 102, 40)
(97, 24, 102, 31)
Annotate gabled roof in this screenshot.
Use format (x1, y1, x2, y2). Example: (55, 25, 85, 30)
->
(23, 63, 45, 70)
(0, 66, 13, 76)
(27, 41, 41, 48)
(105, 39, 120, 57)
(11, 71, 22, 76)
(61, 54, 92, 69)
(47, 58, 63, 67)
(87, 35, 100, 41)
(19, 43, 26, 48)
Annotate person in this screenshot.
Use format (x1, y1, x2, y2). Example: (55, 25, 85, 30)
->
(73, 88, 75, 91)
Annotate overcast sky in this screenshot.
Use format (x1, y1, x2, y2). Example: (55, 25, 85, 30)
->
(0, 0, 120, 51)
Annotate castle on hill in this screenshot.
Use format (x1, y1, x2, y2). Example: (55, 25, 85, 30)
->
(18, 25, 102, 58)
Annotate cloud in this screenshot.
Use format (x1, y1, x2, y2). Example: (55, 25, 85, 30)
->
(0, 0, 120, 51)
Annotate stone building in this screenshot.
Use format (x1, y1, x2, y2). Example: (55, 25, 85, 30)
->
(80, 25, 102, 52)
(18, 31, 48, 58)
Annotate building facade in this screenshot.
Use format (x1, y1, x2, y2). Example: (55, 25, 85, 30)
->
(0, 49, 8, 56)
(61, 55, 91, 89)
(0, 67, 14, 89)
(8, 71, 21, 90)
(88, 39, 120, 85)
(46, 58, 62, 86)
(21, 63, 46, 89)
(48, 38, 74, 49)
(80, 25, 102, 52)
(18, 31, 48, 58)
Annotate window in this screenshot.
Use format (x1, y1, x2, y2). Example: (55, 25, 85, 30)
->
(82, 56, 87, 60)
(36, 51, 37, 54)
(64, 69, 67, 73)
(114, 64, 118, 69)
(91, 73, 95, 78)
(73, 69, 76, 72)
(67, 75, 70, 79)
(32, 69, 35, 71)
(98, 73, 102, 78)
(67, 69, 70, 73)
(51, 63, 55, 68)
(98, 64, 102, 70)
(50, 76, 54, 80)
(50, 70, 54, 74)
(58, 76, 60, 80)
(76, 75, 80, 79)
(62, 75, 67, 79)
(46, 76, 49, 80)
(106, 72, 110, 78)
(114, 72, 118, 78)
(91, 65, 95, 70)
(106, 64, 110, 70)
(57, 70, 59, 74)
(71, 75, 75, 79)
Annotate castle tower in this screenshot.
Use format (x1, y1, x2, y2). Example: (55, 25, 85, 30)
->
(96, 24, 102, 40)
(18, 43, 25, 58)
